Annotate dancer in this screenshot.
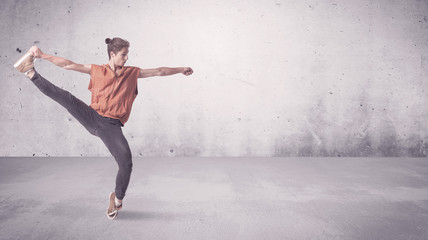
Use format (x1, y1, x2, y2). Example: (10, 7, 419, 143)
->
(13, 37, 193, 220)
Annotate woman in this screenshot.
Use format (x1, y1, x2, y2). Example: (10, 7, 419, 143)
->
(13, 37, 193, 220)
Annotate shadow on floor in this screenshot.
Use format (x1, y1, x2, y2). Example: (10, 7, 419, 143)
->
(117, 210, 178, 221)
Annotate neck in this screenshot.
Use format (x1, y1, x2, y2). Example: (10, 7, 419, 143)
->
(108, 60, 117, 72)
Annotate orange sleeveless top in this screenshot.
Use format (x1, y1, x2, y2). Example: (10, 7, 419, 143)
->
(88, 64, 140, 125)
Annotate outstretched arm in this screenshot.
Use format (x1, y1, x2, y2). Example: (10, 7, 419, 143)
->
(138, 67, 193, 78)
(29, 46, 91, 74)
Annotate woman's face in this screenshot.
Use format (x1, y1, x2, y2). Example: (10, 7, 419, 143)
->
(111, 48, 129, 67)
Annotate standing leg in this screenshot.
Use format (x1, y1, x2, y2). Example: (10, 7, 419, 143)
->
(96, 121, 132, 220)
(96, 122, 133, 201)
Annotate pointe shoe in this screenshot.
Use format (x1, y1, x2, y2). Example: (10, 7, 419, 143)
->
(14, 51, 35, 75)
(107, 192, 118, 220)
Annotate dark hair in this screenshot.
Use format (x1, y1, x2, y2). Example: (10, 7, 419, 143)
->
(105, 37, 130, 59)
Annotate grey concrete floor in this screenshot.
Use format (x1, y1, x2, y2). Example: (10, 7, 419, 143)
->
(0, 157, 428, 240)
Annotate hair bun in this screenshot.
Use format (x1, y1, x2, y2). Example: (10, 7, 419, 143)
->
(105, 38, 111, 44)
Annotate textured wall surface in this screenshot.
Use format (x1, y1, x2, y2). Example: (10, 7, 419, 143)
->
(1, 0, 427, 157)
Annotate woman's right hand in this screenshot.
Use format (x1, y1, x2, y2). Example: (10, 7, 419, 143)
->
(29, 46, 44, 58)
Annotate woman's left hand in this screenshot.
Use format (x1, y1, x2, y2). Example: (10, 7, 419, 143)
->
(183, 67, 193, 76)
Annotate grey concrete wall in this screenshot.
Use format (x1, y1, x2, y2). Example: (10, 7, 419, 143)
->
(1, 0, 427, 157)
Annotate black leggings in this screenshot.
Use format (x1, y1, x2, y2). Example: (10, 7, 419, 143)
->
(30, 72, 132, 200)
